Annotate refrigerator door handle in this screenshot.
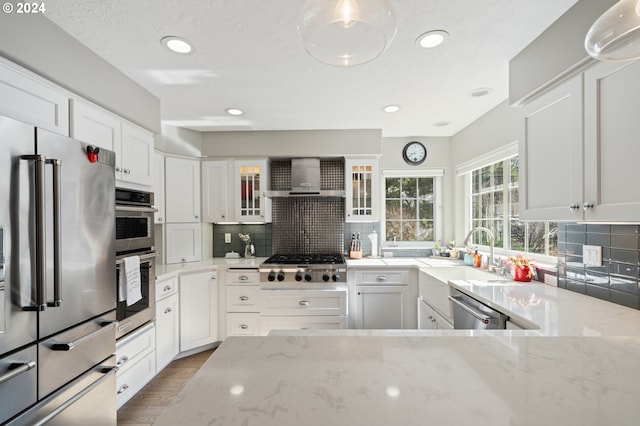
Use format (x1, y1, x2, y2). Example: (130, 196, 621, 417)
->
(20, 154, 47, 311)
(46, 158, 62, 308)
(51, 321, 118, 351)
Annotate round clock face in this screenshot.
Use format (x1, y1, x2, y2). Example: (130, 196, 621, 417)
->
(402, 141, 427, 165)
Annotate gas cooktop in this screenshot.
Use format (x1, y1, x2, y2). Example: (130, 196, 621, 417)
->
(262, 253, 345, 265)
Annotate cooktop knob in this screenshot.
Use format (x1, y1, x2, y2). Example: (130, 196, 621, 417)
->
(332, 274, 340, 282)
(322, 273, 330, 282)
(295, 272, 303, 282)
(267, 272, 276, 282)
(277, 272, 285, 281)
(305, 273, 313, 282)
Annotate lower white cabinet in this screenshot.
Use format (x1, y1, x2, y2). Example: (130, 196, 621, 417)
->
(226, 312, 261, 336)
(260, 289, 348, 335)
(166, 223, 202, 264)
(224, 269, 261, 338)
(155, 275, 179, 372)
(418, 298, 453, 330)
(179, 270, 218, 352)
(115, 322, 156, 409)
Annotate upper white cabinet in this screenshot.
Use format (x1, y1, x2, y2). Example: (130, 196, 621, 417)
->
(583, 60, 640, 222)
(153, 152, 166, 224)
(165, 223, 202, 264)
(202, 160, 229, 223)
(0, 59, 69, 136)
(71, 99, 154, 187)
(234, 159, 271, 222)
(520, 60, 640, 222)
(519, 75, 583, 221)
(165, 157, 201, 223)
(345, 158, 378, 222)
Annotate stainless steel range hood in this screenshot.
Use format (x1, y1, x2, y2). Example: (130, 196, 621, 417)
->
(265, 158, 345, 197)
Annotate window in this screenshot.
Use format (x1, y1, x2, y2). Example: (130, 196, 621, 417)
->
(469, 156, 557, 256)
(384, 172, 441, 242)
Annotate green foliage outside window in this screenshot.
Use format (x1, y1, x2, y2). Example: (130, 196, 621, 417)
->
(385, 177, 435, 242)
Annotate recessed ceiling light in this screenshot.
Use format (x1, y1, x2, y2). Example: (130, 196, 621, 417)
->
(225, 108, 244, 116)
(161, 36, 195, 55)
(468, 87, 493, 98)
(433, 121, 451, 127)
(382, 105, 401, 113)
(416, 30, 449, 48)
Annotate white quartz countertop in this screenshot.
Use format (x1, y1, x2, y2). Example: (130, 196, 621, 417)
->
(155, 257, 266, 279)
(154, 334, 640, 426)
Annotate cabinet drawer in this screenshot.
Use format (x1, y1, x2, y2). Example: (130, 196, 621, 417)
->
(226, 269, 260, 284)
(357, 270, 407, 285)
(260, 289, 347, 316)
(226, 313, 261, 336)
(226, 285, 260, 312)
(116, 349, 156, 409)
(115, 323, 156, 375)
(261, 316, 347, 335)
(156, 275, 178, 301)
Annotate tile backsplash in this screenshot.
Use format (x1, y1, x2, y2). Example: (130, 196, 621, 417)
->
(557, 223, 640, 310)
(213, 223, 272, 257)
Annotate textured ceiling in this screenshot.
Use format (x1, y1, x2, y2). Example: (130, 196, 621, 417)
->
(45, 0, 579, 137)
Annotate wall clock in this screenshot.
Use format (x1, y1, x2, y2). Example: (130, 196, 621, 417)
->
(402, 141, 427, 165)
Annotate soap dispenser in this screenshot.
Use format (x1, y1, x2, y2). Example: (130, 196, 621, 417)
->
(473, 249, 481, 268)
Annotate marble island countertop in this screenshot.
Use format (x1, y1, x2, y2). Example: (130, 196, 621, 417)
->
(154, 334, 640, 426)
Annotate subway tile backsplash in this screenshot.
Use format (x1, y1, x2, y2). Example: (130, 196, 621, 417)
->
(557, 223, 640, 309)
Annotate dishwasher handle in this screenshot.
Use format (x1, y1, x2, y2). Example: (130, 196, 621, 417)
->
(448, 295, 491, 325)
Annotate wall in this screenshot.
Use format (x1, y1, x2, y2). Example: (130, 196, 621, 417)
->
(0, 14, 160, 133)
(156, 124, 203, 157)
(201, 129, 382, 157)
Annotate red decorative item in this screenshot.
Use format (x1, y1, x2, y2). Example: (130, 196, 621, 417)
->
(511, 265, 532, 282)
(86, 146, 99, 163)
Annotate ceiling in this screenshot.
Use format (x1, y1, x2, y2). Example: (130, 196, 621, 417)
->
(45, 0, 579, 138)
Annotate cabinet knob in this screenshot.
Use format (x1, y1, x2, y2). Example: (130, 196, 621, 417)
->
(164, 307, 172, 314)
(221, 215, 225, 218)
(194, 215, 199, 219)
(115, 167, 122, 172)
(117, 384, 130, 395)
(125, 169, 131, 174)
(158, 217, 163, 222)
(239, 324, 249, 330)
(583, 202, 594, 210)
(569, 204, 580, 211)
(116, 355, 129, 367)
(182, 258, 186, 262)
(163, 285, 172, 292)
(239, 296, 249, 301)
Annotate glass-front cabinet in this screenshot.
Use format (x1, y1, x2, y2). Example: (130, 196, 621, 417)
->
(234, 159, 271, 222)
(345, 158, 378, 222)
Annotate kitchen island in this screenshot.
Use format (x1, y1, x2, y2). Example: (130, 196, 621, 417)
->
(154, 332, 639, 426)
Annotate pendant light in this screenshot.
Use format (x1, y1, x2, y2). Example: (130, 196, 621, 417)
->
(585, 0, 640, 61)
(298, 0, 397, 67)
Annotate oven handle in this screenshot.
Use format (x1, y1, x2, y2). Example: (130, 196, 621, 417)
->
(448, 295, 491, 324)
(115, 205, 158, 213)
(116, 252, 158, 265)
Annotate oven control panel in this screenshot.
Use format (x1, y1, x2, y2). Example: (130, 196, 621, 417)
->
(260, 267, 347, 284)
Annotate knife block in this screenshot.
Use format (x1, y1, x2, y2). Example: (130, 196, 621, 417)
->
(349, 250, 362, 259)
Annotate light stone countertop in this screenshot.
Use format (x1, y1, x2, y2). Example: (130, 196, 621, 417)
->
(155, 257, 266, 279)
(154, 334, 640, 426)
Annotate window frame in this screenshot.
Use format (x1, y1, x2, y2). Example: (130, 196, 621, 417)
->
(380, 169, 443, 247)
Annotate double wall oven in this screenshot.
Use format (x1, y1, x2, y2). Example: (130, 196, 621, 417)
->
(115, 188, 157, 339)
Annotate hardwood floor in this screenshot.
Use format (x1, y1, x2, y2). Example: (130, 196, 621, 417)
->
(117, 348, 216, 425)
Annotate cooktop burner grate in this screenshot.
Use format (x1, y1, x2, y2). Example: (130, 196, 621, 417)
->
(262, 253, 345, 265)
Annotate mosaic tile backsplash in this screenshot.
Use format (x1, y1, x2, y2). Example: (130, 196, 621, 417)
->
(557, 223, 640, 310)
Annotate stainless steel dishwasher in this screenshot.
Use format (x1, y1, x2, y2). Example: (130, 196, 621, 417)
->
(448, 288, 507, 329)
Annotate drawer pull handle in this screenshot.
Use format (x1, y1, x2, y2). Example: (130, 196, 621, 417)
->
(239, 276, 249, 281)
(299, 300, 310, 307)
(0, 360, 36, 385)
(163, 285, 172, 292)
(239, 324, 249, 330)
(164, 307, 172, 314)
(376, 275, 387, 281)
(116, 355, 129, 367)
(117, 384, 129, 395)
(239, 296, 249, 301)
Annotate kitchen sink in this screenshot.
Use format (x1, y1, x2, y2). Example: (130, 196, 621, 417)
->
(424, 267, 510, 284)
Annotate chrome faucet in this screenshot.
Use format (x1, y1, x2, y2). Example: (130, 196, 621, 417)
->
(462, 227, 495, 271)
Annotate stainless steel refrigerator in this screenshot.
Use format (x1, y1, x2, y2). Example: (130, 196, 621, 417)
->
(0, 114, 118, 424)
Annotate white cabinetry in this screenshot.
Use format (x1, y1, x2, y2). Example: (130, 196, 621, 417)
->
(165, 223, 202, 264)
(234, 159, 271, 222)
(224, 269, 260, 338)
(418, 298, 453, 330)
(115, 322, 156, 409)
(521, 60, 640, 221)
(353, 269, 417, 329)
(179, 270, 218, 352)
(0, 59, 69, 136)
(345, 158, 378, 222)
(71, 99, 154, 187)
(202, 160, 229, 223)
(153, 152, 166, 224)
(260, 289, 347, 335)
(165, 157, 201, 223)
(155, 275, 179, 372)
